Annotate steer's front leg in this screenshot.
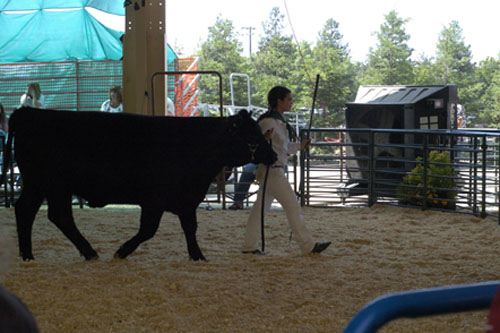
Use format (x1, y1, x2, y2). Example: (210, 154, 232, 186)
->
(178, 210, 206, 261)
(115, 206, 163, 259)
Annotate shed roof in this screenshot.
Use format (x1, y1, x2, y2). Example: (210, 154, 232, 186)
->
(349, 85, 451, 105)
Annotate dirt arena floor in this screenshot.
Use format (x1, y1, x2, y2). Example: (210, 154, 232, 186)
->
(1, 204, 500, 332)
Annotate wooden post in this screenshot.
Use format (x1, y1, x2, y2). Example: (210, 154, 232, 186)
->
(122, 1, 166, 115)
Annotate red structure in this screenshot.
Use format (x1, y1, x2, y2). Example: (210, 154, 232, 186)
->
(173, 57, 199, 117)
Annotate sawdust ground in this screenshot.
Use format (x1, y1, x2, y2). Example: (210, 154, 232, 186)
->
(1, 204, 499, 332)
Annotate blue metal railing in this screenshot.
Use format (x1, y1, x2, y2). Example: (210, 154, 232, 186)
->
(344, 281, 500, 332)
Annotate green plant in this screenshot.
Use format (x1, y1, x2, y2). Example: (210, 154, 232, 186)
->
(397, 150, 457, 208)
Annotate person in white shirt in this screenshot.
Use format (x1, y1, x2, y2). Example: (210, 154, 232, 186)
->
(101, 86, 123, 112)
(241, 86, 331, 255)
(0, 102, 8, 135)
(457, 104, 466, 129)
(167, 97, 175, 116)
(19, 83, 45, 109)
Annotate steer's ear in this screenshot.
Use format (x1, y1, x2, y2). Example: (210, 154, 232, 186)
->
(238, 109, 249, 118)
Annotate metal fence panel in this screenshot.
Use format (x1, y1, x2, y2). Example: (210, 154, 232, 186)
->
(300, 128, 500, 222)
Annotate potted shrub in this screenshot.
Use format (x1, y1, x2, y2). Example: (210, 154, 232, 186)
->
(397, 150, 457, 210)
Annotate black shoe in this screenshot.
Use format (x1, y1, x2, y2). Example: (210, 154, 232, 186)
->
(242, 249, 264, 255)
(311, 242, 331, 254)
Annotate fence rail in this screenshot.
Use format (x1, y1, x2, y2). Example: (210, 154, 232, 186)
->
(208, 127, 500, 220)
(298, 127, 500, 222)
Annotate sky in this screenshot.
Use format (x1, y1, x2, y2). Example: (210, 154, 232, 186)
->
(161, 0, 500, 63)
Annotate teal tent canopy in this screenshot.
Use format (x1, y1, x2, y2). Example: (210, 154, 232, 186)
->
(1, 1, 84, 11)
(0, 0, 124, 14)
(0, 0, 125, 63)
(167, 44, 178, 66)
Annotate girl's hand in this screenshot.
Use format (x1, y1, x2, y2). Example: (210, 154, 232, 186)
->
(300, 138, 311, 150)
(264, 128, 274, 141)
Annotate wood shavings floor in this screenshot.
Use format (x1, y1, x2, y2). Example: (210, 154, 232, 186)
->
(1, 204, 499, 332)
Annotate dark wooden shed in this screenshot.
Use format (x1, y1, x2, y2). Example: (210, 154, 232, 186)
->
(343, 84, 460, 190)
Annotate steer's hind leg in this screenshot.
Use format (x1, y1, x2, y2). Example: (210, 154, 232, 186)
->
(15, 185, 44, 261)
(47, 195, 98, 260)
(115, 206, 163, 259)
(179, 210, 205, 261)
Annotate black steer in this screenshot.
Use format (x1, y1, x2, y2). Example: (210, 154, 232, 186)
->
(5, 107, 276, 261)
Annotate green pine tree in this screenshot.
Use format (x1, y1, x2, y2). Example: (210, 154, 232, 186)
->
(310, 18, 356, 127)
(250, 7, 298, 107)
(362, 10, 414, 85)
(434, 21, 481, 123)
(197, 15, 248, 110)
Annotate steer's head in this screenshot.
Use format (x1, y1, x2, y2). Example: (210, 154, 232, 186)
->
(227, 109, 277, 167)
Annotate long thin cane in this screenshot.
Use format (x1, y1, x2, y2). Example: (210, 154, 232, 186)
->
(307, 74, 321, 140)
(292, 75, 320, 245)
(260, 163, 271, 253)
(298, 74, 320, 199)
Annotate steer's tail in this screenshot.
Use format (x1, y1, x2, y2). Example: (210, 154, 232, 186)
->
(1, 112, 15, 187)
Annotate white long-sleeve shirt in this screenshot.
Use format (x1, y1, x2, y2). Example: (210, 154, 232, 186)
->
(19, 93, 45, 109)
(100, 100, 123, 112)
(258, 117, 300, 167)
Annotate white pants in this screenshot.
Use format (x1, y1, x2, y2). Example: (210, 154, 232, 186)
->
(242, 167, 315, 253)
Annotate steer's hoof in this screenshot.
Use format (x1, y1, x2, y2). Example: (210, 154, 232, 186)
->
(190, 254, 207, 262)
(85, 254, 99, 261)
(21, 252, 34, 261)
(82, 250, 99, 261)
(114, 251, 126, 259)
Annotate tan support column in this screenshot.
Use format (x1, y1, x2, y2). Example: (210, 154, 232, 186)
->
(122, 1, 166, 115)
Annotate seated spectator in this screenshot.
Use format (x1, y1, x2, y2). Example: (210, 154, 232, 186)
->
(0, 103, 8, 136)
(167, 97, 175, 116)
(19, 83, 45, 109)
(228, 163, 257, 210)
(457, 104, 466, 129)
(101, 86, 123, 112)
